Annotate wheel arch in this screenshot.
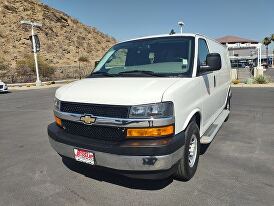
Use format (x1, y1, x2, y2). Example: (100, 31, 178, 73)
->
(182, 109, 202, 133)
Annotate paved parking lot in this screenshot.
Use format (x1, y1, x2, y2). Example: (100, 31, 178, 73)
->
(0, 87, 273, 206)
(265, 68, 274, 81)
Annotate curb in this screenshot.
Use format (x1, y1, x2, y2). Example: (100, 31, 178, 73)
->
(7, 79, 77, 91)
(7, 79, 77, 87)
(231, 83, 274, 88)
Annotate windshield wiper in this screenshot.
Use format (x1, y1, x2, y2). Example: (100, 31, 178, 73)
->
(88, 71, 117, 77)
(117, 70, 165, 77)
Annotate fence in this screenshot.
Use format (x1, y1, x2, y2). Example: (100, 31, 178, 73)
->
(1, 64, 95, 84)
(52, 65, 94, 80)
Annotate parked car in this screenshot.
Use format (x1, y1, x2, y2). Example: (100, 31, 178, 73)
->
(0, 80, 8, 93)
(48, 33, 231, 181)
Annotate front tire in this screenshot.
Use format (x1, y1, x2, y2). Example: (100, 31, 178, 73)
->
(174, 120, 200, 181)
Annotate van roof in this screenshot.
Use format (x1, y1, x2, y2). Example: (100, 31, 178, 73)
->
(120, 33, 224, 47)
(121, 33, 196, 43)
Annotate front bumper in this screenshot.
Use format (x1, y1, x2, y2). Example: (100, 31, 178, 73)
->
(48, 123, 185, 172)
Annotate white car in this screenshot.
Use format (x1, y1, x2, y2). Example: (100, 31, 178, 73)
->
(48, 33, 231, 180)
(0, 80, 8, 93)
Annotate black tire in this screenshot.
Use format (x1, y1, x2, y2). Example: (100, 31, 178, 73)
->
(224, 95, 231, 122)
(174, 120, 200, 181)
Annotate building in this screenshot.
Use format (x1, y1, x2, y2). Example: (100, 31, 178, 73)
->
(216, 35, 273, 68)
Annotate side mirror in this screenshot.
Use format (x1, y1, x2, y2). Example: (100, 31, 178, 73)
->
(199, 53, 222, 72)
(94, 60, 100, 68)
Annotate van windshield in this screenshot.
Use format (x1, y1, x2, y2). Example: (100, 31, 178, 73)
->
(92, 36, 195, 77)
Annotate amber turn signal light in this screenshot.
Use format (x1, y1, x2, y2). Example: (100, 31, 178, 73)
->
(54, 115, 62, 127)
(126, 125, 174, 138)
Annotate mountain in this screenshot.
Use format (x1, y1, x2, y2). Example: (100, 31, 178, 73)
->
(0, 0, 116, 82)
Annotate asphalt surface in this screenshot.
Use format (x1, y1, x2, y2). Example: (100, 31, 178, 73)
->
(0, 88, 273, 206)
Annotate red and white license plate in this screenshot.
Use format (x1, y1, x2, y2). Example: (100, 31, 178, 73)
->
(73, 148, 95, 165)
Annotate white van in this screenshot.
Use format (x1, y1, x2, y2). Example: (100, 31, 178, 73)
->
(48, 33, 231, 181)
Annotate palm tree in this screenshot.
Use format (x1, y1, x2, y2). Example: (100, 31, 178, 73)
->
(262, 37, 271, 67)
(271, 34, 274, 42)
(271, 34, 274, 67)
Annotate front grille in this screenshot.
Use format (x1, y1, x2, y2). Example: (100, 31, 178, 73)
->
(0, 85, 3, 89)
(62, 120, 125, 141)
(60, 101, 129, 118)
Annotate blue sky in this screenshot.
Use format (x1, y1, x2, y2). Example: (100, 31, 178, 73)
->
(41, 0, 274, 49)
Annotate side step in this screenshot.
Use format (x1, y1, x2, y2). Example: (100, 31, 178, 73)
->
(200, 110, 230, 144)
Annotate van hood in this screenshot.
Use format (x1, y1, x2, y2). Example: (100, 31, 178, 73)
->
(56, 78, 180, 105)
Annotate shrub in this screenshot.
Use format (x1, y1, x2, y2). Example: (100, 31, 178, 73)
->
(0, 61, 7, 71)
(0, 29, 4, 38)
(232, 79, 240, 84)
(0, 59, 9, 81)
(244, 78, 253, 84)
(253, 75, 268, 84)
(16, 54, 55, 80)
(78, 56, 89, 62)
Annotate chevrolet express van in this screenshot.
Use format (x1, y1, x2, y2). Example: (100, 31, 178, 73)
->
(48, 33, 231, 181)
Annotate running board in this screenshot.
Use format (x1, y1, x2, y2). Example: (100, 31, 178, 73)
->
(200, 110, 230, 144)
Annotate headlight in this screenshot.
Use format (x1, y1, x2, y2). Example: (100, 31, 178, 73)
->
(129, 102, 173, 119)
(54, 98, 61, 111)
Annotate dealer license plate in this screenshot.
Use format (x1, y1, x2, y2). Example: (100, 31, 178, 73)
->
(74, 148, 95, 165)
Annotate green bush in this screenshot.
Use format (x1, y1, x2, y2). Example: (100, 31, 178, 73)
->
(253, 75, 268, 84)
(244, 78, 253, 84)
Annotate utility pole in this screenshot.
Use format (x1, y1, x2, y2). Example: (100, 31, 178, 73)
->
(21, 20, 42, 86)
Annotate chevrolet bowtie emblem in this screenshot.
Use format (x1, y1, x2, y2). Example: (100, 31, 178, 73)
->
(80, 115, 96, 124)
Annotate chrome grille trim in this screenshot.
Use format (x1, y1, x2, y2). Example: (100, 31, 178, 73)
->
(54, 110, 175, 128)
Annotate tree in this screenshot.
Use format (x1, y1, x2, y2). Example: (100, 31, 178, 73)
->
(262, 37, 271, 67)
(271, 34, 274, 42)
(271, 34, 274, 67)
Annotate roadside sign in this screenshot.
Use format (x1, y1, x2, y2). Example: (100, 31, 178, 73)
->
(29, 34, 40, 53)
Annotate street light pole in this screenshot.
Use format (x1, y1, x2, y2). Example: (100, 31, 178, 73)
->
(31, 25, 41, 86)
(178, 21, 184, 34)
(273, 50, 274, 68)
(21, 20, 42, 86)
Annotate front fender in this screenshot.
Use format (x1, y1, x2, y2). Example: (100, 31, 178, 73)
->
(182, 108, 201, 132)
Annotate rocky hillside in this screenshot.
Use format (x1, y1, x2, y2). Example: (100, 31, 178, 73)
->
(0, 0, 116, 82)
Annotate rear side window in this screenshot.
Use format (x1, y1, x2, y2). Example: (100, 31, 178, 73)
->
(198, 39, 209, 66)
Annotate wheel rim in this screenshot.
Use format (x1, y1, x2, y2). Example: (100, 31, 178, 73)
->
(188, 134, 198, 167)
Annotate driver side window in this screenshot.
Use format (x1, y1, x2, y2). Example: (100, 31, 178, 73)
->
(198, 39, 209, 66)
(105, 49, 127, 69)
